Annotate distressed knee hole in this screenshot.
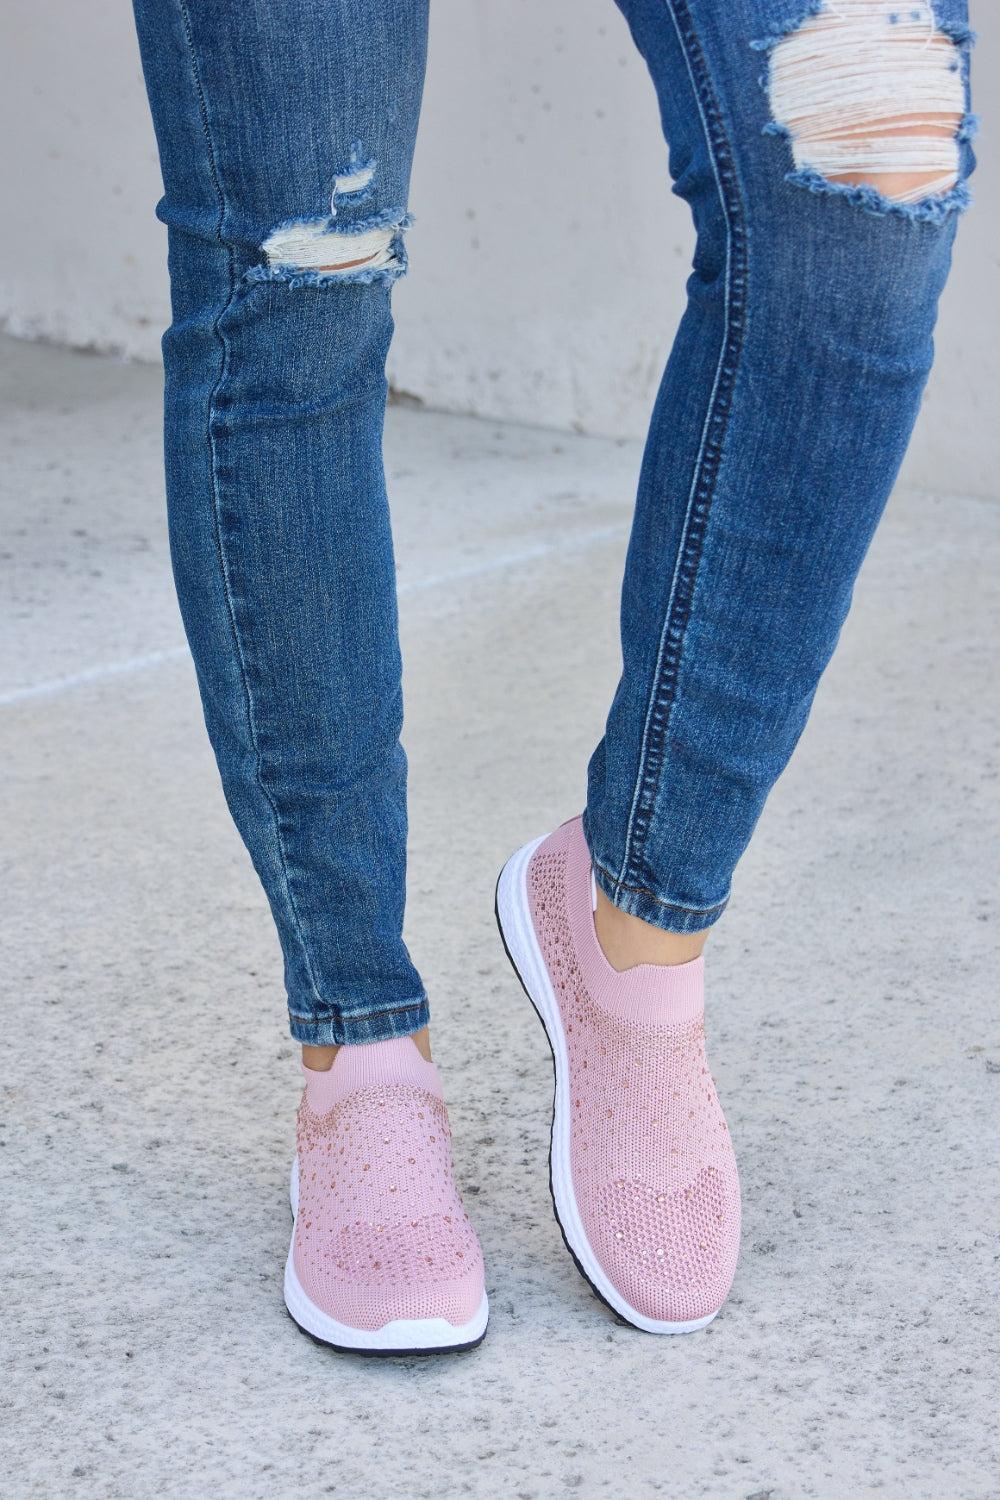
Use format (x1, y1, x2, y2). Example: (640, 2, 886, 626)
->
(261, 219, 398, 276)
(767, 0, 966, 207)
(247, 149, 410, 287)
(330, 161, 375, 204)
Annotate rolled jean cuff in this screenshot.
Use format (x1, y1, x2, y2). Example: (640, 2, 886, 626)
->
(288, 995, 431, 1048)
(590, 851, 728, 936)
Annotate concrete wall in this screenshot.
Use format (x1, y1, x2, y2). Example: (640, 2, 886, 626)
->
(1, 0, 996, 495)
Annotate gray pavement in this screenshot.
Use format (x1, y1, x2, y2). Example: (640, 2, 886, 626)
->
(1, 333, 998, 1499)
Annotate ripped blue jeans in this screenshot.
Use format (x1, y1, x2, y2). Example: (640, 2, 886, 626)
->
(132, 0, 973, 1044)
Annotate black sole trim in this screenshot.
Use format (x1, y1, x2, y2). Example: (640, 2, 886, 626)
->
(285, 1304, 489, 1358)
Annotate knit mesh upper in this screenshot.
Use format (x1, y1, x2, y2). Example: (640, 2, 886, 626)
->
(527, 819, 740, 1324)
(294, 1040, 485, 1331)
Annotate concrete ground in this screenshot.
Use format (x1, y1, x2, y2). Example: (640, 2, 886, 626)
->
(1, 333, 998, 1500)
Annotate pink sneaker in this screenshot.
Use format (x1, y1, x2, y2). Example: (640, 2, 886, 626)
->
(284, 1037, 488, 1354)
(496, 817, 740, 1332)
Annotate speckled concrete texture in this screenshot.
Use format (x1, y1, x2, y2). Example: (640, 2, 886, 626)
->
(1, 336, 998, 1499)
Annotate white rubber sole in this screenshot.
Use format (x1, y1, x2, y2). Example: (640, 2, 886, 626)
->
(284, 1158, 489, 1355)
(496, 836, 717, 1335)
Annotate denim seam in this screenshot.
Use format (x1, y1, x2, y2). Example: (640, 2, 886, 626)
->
(290, 1000, 425, 1028)
(176, 0, 326, 1016)
(592, 853, 729, 922)
(615, 0, 750, 896)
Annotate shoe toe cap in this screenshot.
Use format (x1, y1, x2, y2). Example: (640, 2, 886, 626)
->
(294, 1210, 485, 1332)
(593, 1166, 740, 1324)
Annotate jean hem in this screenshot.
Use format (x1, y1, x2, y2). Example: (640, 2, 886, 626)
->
(590, 851, 727, 936)
(288, 997, 430, 1047)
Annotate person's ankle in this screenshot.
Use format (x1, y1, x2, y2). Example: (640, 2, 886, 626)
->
(301, 1026, 432, 1072)
(593, 884, 709, 972)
